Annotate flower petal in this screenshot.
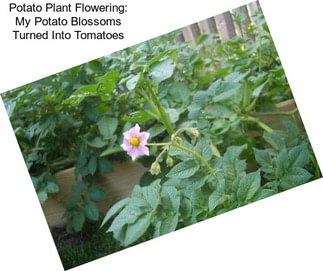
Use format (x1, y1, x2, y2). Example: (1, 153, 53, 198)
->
(138, 132, 150, 145)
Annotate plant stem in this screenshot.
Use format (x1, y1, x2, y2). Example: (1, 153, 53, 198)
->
(146, 143, 170, 146)
(149, 87, 174, 136)
(251, 108, 298, 117)
(138, 89, 160, 119)
(244, 116, 273, 133)
(172, 142, 214, 175)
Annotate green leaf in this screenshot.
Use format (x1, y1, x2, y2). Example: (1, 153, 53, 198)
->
(73, 182, 87, 193)
(108, 198, 148, 232)
(89, 187, 107, 201)
(208, 191, 226, 211)
(101, 198, 129, 227)
(169, 82, 190, 104)
(87, 137, 107, 148)
(280, 167, 312, 190)
(213, 82, 241, 103)
(126, 73, 142, 90)
(84, 201, 99, 221)
(166, 108, 180, 123)
(72, 212, 85, 232)
(161, 186, 180, 212)
(63, 85, 98, 107)
(142, 182, 161, 210)
(98, 71, 119, 93)
(149, 58, 175, 82)
(288, 144, 308, 168)
(46, 182, 59, 193)
(252, 81, 267, 97)
(37, 190, 48, 204)
(275, 149, 289, 178)
(97, 116, 118, 138)
(194, 139, 212, 161)
(88, 156, 97, 176)
(166, 160, 199, 179)
(264, 132, 285, 150)
(64, 195, 81, 209)
(123, 111, 152, 122)
(193, 91, 209, 106)
(237, 171, 261, 202)
(124, 213, 152, 246)
(253, 148, 272, 171)
(147, 124, 166, 138)
(160, 214, 179, 235)
(252, 189, 276, 201)
(98, 158, 114, 173)
(100, 146, 123, 157)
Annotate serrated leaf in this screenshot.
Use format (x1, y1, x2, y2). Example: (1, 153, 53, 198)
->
(237, 171, 261, 202)
(288, 144, 308, 168)
(166, 160, 199, 179)
(280, 167, 312, 190)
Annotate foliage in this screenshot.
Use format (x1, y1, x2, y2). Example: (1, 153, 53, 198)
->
(1, 10, 320, 242)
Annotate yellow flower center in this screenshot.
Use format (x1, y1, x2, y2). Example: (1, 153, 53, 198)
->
(129, 137, 140, 147)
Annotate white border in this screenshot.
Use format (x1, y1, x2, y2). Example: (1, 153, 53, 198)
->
(1, 0, 322, 270)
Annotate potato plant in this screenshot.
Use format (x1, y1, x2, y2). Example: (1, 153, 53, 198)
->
(1, 12, 320, 239)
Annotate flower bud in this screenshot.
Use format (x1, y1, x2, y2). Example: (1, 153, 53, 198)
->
(191, 128, 199, 137)
(150, 161, 161, 175)
(166, 157, 174, 168)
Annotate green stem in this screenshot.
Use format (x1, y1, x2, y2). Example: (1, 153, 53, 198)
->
(147, 143, 170, 147)
(155, 147, 168, 162)
(172, 142, 214, 175)
(244, 116, 273, 133)
(251, 108, 298, 117)
(138, 89, 160, 119)
(149, 87, 174, 136)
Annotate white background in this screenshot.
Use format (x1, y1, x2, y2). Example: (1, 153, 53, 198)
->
(0, 0, 322, 270)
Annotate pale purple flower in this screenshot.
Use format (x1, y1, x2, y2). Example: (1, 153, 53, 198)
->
(121, 124, 150, 160)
